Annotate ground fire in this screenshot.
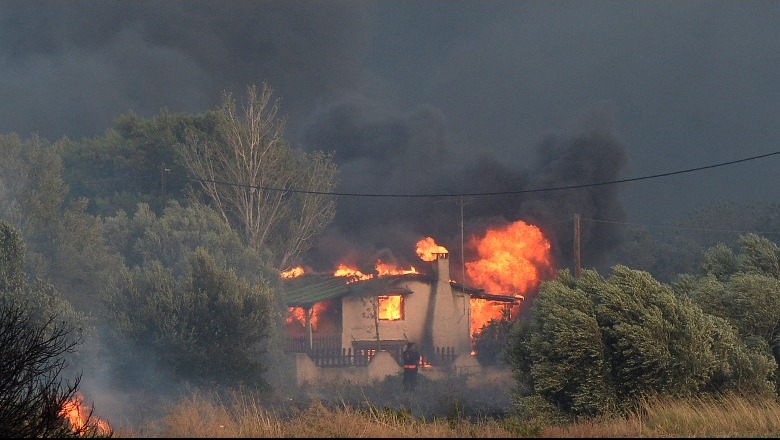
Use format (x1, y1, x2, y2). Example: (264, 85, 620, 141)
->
(60, 393, 111, 436)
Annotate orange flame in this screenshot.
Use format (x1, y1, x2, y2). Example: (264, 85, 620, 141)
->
(333, 264, 374, 283)
(280, 266, 304, 278)
(469, 298, 514, 339)
(377, 295, 403, 320)
(416, 237, 448, 262)
(286, 302, 329, 330)
(466, 220, 552, 295)
(375, 260, 418, 276)
(285, 260, 418, 328)
(465, 220, 551, 339)
(60, 393, 110, 436)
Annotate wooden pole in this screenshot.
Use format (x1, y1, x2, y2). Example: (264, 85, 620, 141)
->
(305, 306, 313, 351)
(160, 163, 170, 211)
(574, 213, 581, 278)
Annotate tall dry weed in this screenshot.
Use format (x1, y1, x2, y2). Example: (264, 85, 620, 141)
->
(543, 393, 780, 438)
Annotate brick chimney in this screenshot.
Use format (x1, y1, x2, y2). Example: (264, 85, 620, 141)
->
(431, 251, 449, 282)
(429, 251, 458, 352)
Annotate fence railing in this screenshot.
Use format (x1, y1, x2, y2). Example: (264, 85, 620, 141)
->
(286, 336, 458, 369)
(422, 346, 457, 366)
(286, 335, 341, 353)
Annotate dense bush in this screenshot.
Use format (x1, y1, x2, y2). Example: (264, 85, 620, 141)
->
(506, 265, 776, 421)
(105, 248, 274, 389)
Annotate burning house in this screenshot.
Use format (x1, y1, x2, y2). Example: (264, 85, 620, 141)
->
(281, 237, 524, 384)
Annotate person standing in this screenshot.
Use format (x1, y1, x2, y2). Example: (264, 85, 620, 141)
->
(402, 342, 420, 391)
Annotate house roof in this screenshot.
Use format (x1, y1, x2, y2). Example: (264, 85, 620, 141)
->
(282, 274, 351, 307)
(282, 272, 521, 307)
(282, 273, 421, 308)
(470, 290, 523, 303)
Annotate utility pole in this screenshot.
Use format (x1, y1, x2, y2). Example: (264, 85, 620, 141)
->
(305, 306, 313, 351)
(161, 163, 171, 211)
(460, 196, 465, 287)
(574, 213, 581, 278)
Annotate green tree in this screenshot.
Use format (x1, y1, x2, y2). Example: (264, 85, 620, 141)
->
(680, 234, 780, 390)
(0, 300, 110, 438)
(103, 201, 269, 281)
(0, 221, 26, 293)
(0, 221, 84, 334)
(520, 270, 616, 419)
(0, 134, 121, 319)
(177, 83, 338, 270)
(106, 248, 273, 388)
(472, 309, 514, 366)
(39, 198, 125, 316)
(701, 243, 739, 281)
(59, 110, 216, 216)
(0, 222, 104, 437)
(507, 267, 774, 421)
(0, 134, 66, 239)
(737, 233, 780, 277)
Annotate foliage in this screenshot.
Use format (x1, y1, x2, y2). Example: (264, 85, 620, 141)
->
(0, 134, 121, 320)
(0, 221, 85, 339)
(0, 134, 67, 237)
(471, 310, 514, 366)
(177, 83, 338, 270)
(678, 233, 780, 391)
(607, 202, 780, 284)
(506, 266, 775, 421)
(0, 300, 110, 438)
(105, 248, 274, 389)
(103, 201, 270, 282)
(59, 110, 217, 217)
(0, 221, 26, 293)
(37, 199, 125, 316)
(524, 271, 616, 418)
(0, 221, 106, 437)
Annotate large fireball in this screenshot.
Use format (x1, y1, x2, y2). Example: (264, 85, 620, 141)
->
(466, 220, 552, 295)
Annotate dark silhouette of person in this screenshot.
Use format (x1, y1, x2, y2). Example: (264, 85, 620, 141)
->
(402, 342, 420, 391)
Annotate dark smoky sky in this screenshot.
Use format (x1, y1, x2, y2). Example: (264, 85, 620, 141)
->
(2, 0, 780, 273)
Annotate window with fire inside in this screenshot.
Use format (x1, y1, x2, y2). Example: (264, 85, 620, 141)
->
(377, 295, 404, 321)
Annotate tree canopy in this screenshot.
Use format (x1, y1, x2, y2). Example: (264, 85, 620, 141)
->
(507, 265, 775, 421)
(177, 83, 338, 270)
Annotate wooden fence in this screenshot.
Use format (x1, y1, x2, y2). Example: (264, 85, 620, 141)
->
(422, 346, 457, 366)
(286, 336, 458, 369)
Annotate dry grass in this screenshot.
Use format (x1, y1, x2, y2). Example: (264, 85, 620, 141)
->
(110, 376, 780, 438)
(115, 390, 515, 438)
(543, 393, 780, 438)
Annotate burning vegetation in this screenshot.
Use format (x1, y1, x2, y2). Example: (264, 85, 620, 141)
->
(60, 393, 111, 436)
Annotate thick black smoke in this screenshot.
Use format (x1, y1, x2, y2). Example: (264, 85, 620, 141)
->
(302, 97, 628, 280)
(3, 1, 778, 273)
(5, 2, 780, 432)
(0, 1, 371, 140)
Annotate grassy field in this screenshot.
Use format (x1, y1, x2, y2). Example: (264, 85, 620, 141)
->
(108, 370, 780, 438)
(112, 392, 780, 438)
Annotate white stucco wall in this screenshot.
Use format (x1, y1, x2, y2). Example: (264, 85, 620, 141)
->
(339, 272, 471, 356)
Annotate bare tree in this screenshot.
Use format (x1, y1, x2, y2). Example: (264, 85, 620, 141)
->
(0, 300, 110, 438)
(178, 83, 337, 270)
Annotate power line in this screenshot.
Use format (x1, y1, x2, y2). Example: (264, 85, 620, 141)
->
(581, 217, 780, 236)
(76, 176, 151, 185)
(191, 149, 780, 198)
